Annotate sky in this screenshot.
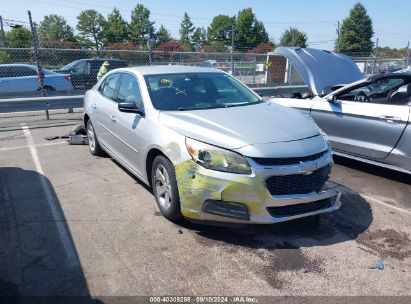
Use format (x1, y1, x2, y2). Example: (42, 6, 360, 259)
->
(2, 0, 410, 50)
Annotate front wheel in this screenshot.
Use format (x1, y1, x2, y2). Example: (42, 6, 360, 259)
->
(151, 155, 182, 221)
(87, 120, 104, 156)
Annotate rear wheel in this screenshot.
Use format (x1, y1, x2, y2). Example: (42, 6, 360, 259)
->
(87, 120, 104, 156)
(43, 86, 55, 95)
(151, 155, 182, 221)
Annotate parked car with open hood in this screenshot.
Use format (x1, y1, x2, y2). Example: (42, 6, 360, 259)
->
(271, 47, 411, 174)
(83, 65, 341, 224)
(0, 64, 74, 97)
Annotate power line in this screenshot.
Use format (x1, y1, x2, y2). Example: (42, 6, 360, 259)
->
(3, 18, 29, 24)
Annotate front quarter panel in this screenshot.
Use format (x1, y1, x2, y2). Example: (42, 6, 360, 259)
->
(270, 97, 316, 116)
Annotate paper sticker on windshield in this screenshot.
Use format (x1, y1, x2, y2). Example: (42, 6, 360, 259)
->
(160, 78, 171, 84)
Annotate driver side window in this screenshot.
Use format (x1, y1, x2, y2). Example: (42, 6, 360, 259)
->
(98, 73, 120, 101)
(338, 78, 405, 104)
(338, 84, 371, 103)
(71, 61, 87, 75)
(116, 73, 143, 109)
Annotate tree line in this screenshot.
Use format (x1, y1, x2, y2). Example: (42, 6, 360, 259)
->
(3, 3, 401, 56)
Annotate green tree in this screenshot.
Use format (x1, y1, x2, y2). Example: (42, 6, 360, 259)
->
(279, 27, 307, 47)
(179, 12, 195, 49)
(335, 2, 374, 53)
(192, 27, 207, 49)
(235, 8, 269, 49)
(6, 27, 32, 48)
(129, 4, 155, 45)
(155, 25, 171, 45)
(38, 15, 76, 44)
(207, 15, 234, 44)
(76, 9, 106, 49)
(0, 51, 12, 63)
(104, 8, 129, 44)
(253, 20, 269, 46)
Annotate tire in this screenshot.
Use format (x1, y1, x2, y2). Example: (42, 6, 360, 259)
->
(86, 120, 104, 156)
(43, 86, 55, 95)
(151, 155, 182, 221)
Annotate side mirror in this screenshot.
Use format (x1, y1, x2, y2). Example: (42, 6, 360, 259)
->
(326, 95, 337, 103)
(118, 102, 145, 117)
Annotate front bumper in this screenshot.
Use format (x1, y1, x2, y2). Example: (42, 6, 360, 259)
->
(175, 151, 341, 224)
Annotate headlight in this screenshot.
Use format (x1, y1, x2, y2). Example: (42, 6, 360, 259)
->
(321, 130, 331, 149)
(321, 130, 328, 141)
(185, 138, 251, 174)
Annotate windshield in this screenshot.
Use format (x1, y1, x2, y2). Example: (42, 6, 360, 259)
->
(59, 60, 81, 71)
(144, 72, 262, 111)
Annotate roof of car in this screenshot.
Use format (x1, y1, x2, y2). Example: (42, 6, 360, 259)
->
(369, 72, 411, 82)
(86, 58, 126, 62)
(0, 64, 36, 68)
(126, 65, 221, 75)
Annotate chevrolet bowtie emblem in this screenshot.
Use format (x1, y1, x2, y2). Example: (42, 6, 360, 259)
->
(301, 165, 316, 175)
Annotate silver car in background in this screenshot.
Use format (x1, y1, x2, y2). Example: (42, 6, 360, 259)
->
(272, 47, 411, 174)
(83, 65, 340, 224)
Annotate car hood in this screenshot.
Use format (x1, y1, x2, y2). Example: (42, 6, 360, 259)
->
(275, 47, 364, 96)
(159, 102, 321, 150)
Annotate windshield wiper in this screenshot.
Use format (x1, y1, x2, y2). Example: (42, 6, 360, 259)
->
(176, 100, 262, 111)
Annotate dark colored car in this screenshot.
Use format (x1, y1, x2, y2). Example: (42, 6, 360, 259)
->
(56, 58, 128, 90)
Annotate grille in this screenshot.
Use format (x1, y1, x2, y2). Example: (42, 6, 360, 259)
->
(252, 150, 328, 166)
(265, 165, 331, 196)
(267, 197, 335, 218)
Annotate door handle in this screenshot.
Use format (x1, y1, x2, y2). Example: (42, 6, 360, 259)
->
(91, 104, 96, 109)
(110, 115, 116, 122)
(379, 115, 401, 123)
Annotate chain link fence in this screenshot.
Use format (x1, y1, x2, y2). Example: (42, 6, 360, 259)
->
(0, 47, 409, 100)
(351, 55, 409, 76)
(0, 47, 271, 99)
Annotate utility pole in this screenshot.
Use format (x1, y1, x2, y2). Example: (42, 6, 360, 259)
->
(230, 23, 234, 75)
(336, 21, 340, 52)
(375, 38, 379, 54)
(146, 24, 153, 65)
(406, 41, 410, 68)
(0, 16, 7, 47)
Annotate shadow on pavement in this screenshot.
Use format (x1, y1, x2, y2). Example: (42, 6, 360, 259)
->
(333, 155, 411, 185)
(0, 167, 101, 303)
(175, 189, 373, 250)
(110, 152, 373, 250)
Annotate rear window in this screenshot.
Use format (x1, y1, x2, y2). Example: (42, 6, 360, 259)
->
(8, 66, 37, 77)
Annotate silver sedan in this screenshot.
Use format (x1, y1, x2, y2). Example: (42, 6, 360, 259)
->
(83, 65, 340, 224)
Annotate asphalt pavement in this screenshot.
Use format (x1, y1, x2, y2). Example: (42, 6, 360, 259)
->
(0, 112, 410, 301)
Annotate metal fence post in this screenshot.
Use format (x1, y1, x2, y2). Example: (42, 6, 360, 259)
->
(230, 24, 234, 75)
(148, 42, 152, 65)
(28, 10, 48, 119)
(371, 53, 377, 76)
(253, 55, 256, 85)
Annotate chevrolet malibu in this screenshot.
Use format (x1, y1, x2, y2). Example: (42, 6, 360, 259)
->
(83, 65, 341, 224)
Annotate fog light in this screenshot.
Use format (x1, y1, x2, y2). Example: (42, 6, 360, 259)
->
(202, 200, 250, 221)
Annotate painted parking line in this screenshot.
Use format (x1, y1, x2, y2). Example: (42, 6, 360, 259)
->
(20, 123, 79, 268)
(0, 141, 67, 152)
(361, 194, 411, 215)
